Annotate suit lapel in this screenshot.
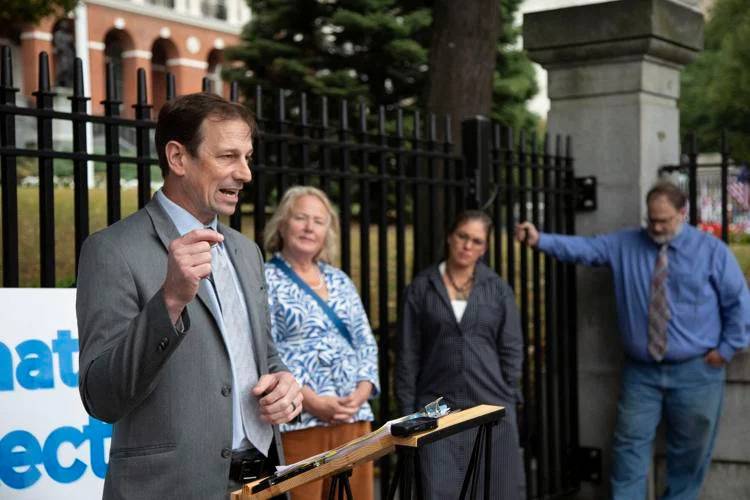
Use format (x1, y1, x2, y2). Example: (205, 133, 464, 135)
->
(458, 262, 492, 331)
(145, 199, 223, 329)
(428, 266, 453, 314)
(428, 266, 466, 333)
(219, 225, 265, 372)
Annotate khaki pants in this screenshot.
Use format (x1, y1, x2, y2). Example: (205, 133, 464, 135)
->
(281, 421, 373, 500)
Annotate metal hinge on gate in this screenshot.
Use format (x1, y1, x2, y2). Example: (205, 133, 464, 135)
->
(575, 176, 597, 211)
(576, 447, 603, 483)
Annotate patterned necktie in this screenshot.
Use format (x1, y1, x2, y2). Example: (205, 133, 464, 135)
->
(647, 244, 670, 361)
(210, 242, 273, 453)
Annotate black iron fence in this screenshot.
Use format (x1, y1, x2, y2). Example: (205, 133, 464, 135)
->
(0, 46, 581, 499)
(660, 131, 750, 244)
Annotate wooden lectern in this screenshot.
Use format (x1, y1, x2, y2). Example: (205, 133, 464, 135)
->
(231, 404, 505, 500)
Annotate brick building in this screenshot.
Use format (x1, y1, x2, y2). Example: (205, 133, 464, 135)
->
(0, 0, 250, 116)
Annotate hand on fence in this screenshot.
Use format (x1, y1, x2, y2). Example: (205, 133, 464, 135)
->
(515, 222, 540, 247)
(163, 228, 224, 324)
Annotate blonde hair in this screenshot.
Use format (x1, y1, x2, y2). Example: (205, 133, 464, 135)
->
(263, 186, 340, 263)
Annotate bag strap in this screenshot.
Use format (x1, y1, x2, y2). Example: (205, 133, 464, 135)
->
(269, 256, 354, 348)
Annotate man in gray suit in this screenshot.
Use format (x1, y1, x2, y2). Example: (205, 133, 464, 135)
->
(77, 93, 302, 499)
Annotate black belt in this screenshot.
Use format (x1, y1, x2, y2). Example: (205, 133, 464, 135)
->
(228, 448, 268, 483)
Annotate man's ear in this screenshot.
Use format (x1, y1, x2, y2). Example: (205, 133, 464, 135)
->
(165, 141, 188, 176)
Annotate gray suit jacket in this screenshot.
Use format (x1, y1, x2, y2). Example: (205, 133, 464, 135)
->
(77, 198, 288, 500)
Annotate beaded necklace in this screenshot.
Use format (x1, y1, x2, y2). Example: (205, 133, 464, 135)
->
(445, 266, 474, 300)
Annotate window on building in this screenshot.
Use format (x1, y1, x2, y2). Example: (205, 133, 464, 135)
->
(104, 38, 124, 101)
(52, 19, 76, 88)
(207, 49, 224, 97)
(216, 0, 227, 19)
(201, 0, 227, 20)
(151, 38, 177, 113)
(148, 0, 175, 7)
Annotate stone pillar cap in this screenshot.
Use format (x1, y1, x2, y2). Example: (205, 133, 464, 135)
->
(523, 0, 703, 67)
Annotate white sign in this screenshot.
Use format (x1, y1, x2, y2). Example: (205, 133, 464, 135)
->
(0, 289, 109, 499)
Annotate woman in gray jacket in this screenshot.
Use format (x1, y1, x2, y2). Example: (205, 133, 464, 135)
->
(396, 210, 526, 500)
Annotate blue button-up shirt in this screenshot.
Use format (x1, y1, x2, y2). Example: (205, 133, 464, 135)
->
(538, 224, 750, 362)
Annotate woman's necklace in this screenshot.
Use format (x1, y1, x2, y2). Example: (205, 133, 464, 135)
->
(445, 266, 474, 300)
(305, 267, 325, 290)
(287, 255, 326, 291)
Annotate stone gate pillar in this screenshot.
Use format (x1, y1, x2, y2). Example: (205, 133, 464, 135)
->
(523, 1, 703, 498)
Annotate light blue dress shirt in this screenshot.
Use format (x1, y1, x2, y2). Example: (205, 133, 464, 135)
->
(538, 224, 750, 362)
(155, 190, 255, 450)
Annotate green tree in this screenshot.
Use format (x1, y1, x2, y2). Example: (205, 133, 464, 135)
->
(1, 0, 78, 24)
(228, 0, 539, 270)
(426, 0, 538, 138)
(227, 0, 538, 131)
(225, 0, 432, 107)
(680, 0, 750, 159)
(425, 0, 501, 140)
(492, 0, 538, 132)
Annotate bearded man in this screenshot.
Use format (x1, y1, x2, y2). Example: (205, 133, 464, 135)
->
(516, 181, 750, 500)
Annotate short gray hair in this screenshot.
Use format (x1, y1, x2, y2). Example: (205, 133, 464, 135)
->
(647, 180, 688, 210)
(263, 186, 340, 263)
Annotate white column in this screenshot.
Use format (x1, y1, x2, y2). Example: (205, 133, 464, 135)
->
(188, 0, 202, 16)
(174, 0, 188, 15)
(227, 0, 238, 24)
(241, 2, 251, 25)
(74, 2, 96, 187)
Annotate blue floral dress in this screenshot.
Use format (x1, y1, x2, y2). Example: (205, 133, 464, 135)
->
(265, 253, 380, 432)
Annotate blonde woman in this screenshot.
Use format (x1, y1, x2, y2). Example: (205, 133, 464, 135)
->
(264, 186, 379, 500)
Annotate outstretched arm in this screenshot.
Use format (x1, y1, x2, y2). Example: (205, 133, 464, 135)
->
(516, 221, 613, 267)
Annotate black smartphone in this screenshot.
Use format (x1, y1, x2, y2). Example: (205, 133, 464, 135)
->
(391, 416, 438, 437)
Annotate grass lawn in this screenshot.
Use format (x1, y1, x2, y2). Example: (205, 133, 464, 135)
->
(0, 187, 415, 327)
(3, 186, 749, 307)
(730, 243, 750, 281)
(0, 187, 140, 287)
